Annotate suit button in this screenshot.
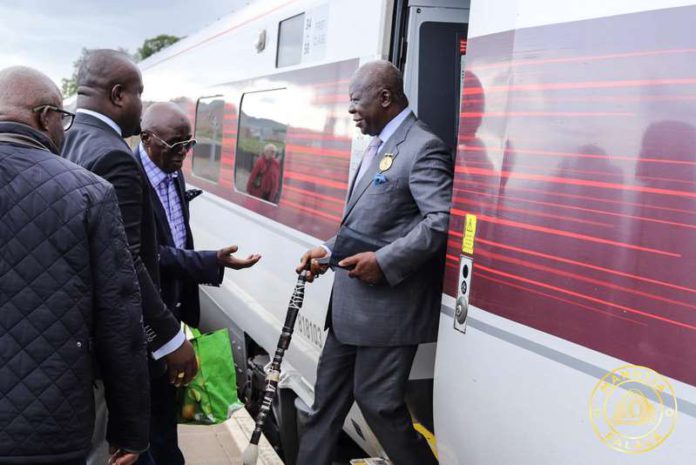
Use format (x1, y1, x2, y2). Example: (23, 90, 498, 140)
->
(176, 302, 182, 308)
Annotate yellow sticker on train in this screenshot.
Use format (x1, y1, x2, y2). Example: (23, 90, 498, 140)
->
(462, 214, 477, 255)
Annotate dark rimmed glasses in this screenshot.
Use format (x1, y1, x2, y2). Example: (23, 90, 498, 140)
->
(146, 131, 197, 152)
(32, 105, 76, 131)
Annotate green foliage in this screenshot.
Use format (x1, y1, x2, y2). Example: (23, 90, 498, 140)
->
(59, 33, 179, 98)
(238, 137, 265, 155)
(135, 34, 180, 61)
(237, 136, 285, 156)
(60, 48, 88, 98)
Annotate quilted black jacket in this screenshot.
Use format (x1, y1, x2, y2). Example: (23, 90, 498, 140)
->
(0, 122, 150, 463)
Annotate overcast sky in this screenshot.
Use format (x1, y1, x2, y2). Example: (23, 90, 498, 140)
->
(0, 0, 252, 88)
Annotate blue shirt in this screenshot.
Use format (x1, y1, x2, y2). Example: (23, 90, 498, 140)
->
(138, 144, 187, 249)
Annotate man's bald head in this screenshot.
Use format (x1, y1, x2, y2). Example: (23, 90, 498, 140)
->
(0, 66, 65, 151)
(348, 60, 409, 136)
(76, 49, 144, 137)
(0, 66, 62, 124)
(77, 49, 140, 97)
(141, 101, 190, 134)
(141, 102, 194, 173)
(351, 60, 408, 108)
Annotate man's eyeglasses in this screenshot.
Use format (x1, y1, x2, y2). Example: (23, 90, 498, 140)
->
(32, 105, 76, 131)
(146, 131, 197, 152)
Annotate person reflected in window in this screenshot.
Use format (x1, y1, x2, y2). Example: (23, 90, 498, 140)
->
(246, 143, 281, 202)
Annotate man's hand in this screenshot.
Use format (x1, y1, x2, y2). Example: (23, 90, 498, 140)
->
(107, 447, 139, 465)
(164, 339, 198, 387)
(296, 247, 329, 283)
(339, 252, 384, 285)
(217, 245, 261, 270)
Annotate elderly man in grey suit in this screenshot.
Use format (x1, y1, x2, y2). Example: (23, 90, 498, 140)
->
(296, 60, 452, 465)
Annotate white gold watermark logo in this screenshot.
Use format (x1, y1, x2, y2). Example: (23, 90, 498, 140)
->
(589, 365, 677, 454)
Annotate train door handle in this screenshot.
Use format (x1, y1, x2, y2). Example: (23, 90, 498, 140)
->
(454, 256, 473, 334)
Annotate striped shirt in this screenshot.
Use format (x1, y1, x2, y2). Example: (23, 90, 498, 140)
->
(138, 144, 187, 249)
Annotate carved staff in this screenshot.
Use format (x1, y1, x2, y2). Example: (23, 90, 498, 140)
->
(243, 268, 309, 465)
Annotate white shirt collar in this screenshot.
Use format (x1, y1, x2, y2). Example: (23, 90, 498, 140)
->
(76, 109, 123, 137)
(377, 107, 412, 150)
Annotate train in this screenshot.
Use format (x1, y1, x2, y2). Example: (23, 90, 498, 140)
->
(135, 0, 696, 463)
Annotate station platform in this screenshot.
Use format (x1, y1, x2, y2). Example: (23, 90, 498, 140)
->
(179, 408, 397, 465)
(178, 409, 284, 465)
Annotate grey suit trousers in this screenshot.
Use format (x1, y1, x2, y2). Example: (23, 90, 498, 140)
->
(296, 331, 438, 465)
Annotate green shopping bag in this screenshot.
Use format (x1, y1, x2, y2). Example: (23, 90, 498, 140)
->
(177, 326, 244, 424)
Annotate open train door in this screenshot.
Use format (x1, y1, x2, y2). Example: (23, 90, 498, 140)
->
(386, 0, 470, 458)
(398, 0, 468, 153)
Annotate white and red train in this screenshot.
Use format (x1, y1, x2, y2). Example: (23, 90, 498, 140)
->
(136, 0, 696, 463)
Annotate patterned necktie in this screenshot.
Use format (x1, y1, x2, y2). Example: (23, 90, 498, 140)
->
(161, 175, 186, 249)
(354, 136, 382, 186)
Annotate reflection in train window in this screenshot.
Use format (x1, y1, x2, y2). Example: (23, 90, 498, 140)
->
(235, 89, 288, 204)
(277, 13, 304, 67)
(192, 96, 224, 183)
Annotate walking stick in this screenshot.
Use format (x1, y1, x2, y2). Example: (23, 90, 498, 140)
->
(242, 265, 310, 465)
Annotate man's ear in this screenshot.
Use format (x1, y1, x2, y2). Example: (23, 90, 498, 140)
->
(379, 88, 393, 108)
(140, 131, 150, 146)
(35, 108, 50, 131)
(110, 84, 124, 107)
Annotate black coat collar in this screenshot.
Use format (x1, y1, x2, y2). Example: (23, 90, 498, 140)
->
(0, 122, 59, 154)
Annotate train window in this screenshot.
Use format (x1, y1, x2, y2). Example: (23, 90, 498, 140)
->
(276, 13, 304, 67)
(192, 96, 224, 183)
(235, 89, 288, 204)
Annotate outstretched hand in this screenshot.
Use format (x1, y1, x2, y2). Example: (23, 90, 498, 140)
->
(339, 251, 383, 285)
(296, 247, 329, 283)
(217, 245, 262, 270)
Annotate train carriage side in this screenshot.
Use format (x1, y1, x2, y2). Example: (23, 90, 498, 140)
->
(138, 0, 467, 460)
(434, 1, 696, 464)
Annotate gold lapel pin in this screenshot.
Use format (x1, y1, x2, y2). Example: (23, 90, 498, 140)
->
(379, 153, 394, 172)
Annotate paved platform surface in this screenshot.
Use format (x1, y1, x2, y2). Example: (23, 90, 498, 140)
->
(179, 409, 284, 465)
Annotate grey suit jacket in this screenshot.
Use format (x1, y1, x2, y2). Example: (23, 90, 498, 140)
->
(326, 112, 454, 346)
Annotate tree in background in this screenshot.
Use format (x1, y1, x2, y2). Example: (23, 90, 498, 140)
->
(61, 35, 180, 97)
(61, 48, 89, 98)
(135, 34, 180, 61)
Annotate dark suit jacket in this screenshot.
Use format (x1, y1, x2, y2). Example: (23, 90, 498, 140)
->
(62, 113, 181, 370)
(134, 147, 223, 327)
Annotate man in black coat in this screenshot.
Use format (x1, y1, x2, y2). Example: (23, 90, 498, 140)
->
(135, 101, 261, 465)
(61, 50, 198, 463)
(0, 66, 149, 465)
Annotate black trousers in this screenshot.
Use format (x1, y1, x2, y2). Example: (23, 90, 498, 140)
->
(135, 373, 184, 465)
(296, 330, 438, 465)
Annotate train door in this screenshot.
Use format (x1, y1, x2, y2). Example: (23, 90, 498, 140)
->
(400, 0, 468, 152)
(382, 0, 469, 457)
